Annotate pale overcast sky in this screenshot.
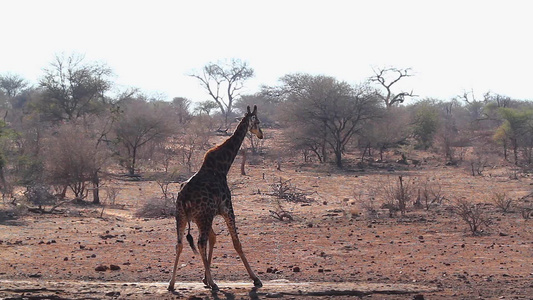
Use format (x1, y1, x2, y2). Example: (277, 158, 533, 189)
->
(1, 0, 532, 102)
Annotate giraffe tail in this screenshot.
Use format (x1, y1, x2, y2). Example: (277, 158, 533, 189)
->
(186, 221, 198, 254)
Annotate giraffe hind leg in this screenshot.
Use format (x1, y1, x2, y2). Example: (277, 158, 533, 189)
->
(168, 218, 187, 291)
(197, 222, 218, 290)
(203, 228, 216, 286)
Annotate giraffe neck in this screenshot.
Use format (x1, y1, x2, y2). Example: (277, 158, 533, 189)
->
(200, 115, 250, 175)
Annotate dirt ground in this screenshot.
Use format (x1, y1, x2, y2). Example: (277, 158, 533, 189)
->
(1, 146, 532, 299)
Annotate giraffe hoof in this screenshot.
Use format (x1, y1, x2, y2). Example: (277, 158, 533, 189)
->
(167, 284, 175, 292)
(210, 283, 219, 291)
(253, 278, 263, 288)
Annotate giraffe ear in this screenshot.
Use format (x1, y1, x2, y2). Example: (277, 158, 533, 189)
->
(247, 106, 251, 114)
(252, 105, 257, 115)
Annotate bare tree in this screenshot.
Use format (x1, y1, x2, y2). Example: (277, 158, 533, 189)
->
(44, 121, 110, 203)
(114, 99, 174, 175)
(38, 53, 112, 121)
(370, 67, 415, 108)
(190, 59, 254, 127)
(177, 115, 213, 173)
(358, 106, 409, 161)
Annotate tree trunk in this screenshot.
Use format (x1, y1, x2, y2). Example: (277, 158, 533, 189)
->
(240, 149, 247, 176)
(512, 138, 518, 165)
(335, 150, 343, 169)
(503, 140, 508, 161)
(130, 147, 137, 175)
(92, 171, 100, 204)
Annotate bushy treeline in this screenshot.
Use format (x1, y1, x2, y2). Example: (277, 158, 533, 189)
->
(251, 73, 533, 170)
(0, 54, 214, 205)
(1, 54, 532, 207)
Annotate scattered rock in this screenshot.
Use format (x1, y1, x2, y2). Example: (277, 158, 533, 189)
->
(105, 291, 120, 297)
(110, 264, 121, 271)
(95, 265, 109, 272)
(100, 234, 118, 240)
(293, 266, 301, 272)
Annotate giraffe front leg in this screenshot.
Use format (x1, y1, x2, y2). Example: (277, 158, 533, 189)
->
(223, 215, 262, 288)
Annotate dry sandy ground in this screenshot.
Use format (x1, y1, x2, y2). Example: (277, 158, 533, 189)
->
(1, 155, 532, 299)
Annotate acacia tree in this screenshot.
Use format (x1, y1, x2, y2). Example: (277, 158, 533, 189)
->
(280, 74, 380, 168)
(194, 100, 218, 116)
(0, 73, 28, 99)
(494, 108, 533, 165)
(412, 100, 440, 149)
(171, 97, 192, 124)
(38, 53, 112, 121)
(370, 67, 415, 108)
(190, 59, 254, 127)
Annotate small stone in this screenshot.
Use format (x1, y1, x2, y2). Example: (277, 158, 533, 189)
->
(293, 266, 301, 272)
(110, 264, 121, 271)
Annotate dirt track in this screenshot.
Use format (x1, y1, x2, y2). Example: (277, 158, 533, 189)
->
(0, 279, 439, 299)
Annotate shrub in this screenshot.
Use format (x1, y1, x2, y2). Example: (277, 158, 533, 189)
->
(418, 177, 445, 210)
(379, 175, 414, 216)
(24, 184, 56, 211)
(269, 177, 313, 203)
(136, 196, 176, 218)
(491, 192, 513, 213)
(453, 198, 491, 235)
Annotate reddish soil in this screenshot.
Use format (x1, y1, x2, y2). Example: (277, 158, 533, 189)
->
(1, 144, 532, 299)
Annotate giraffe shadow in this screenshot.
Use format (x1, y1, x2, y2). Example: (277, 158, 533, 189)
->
(169, 286, 262, 300)
(211, 289, 236, 300)
(210, 286, 262, 300)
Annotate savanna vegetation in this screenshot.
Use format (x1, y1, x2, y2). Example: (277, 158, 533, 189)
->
(1, 55, 532, 208)
(1, 54, 532, 299)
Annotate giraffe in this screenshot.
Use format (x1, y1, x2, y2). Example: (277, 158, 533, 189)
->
(168, 105, 264, 291)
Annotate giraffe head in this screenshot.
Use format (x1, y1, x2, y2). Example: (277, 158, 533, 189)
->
(246, 105, 263, 139)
